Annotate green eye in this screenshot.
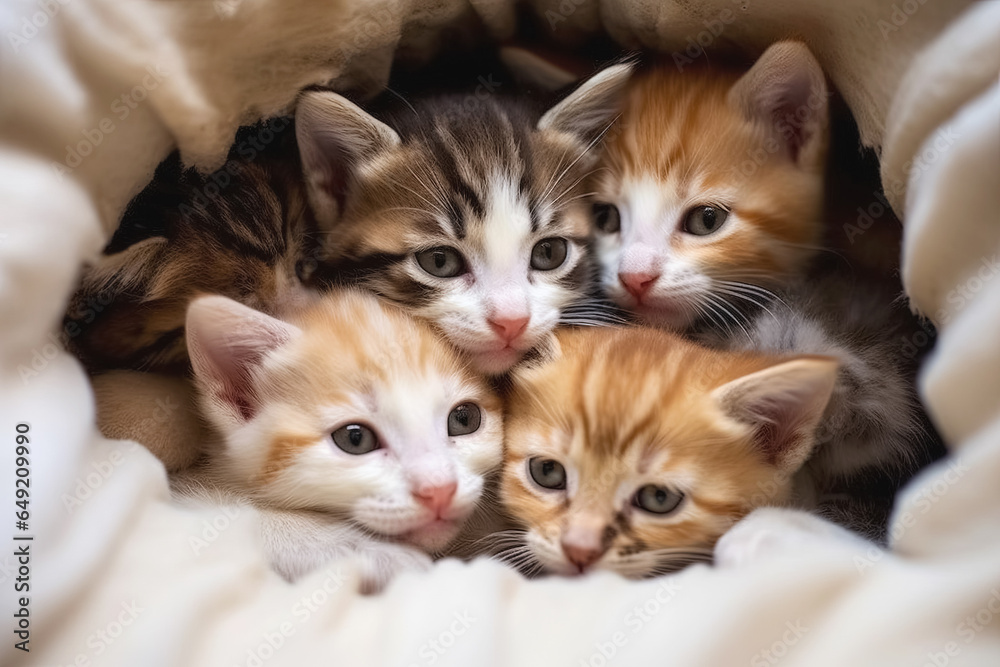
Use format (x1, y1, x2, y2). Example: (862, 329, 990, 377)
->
(593, 203, 621, 233)
(633, 484, 684, 515)
(683, 205, 729, 236)
(416, 246, 467, 278)
(530, 238, 568, 271)
(528, 457, 567, 490)
(447, 403, 482, 436)
(331, 424, 379, 455)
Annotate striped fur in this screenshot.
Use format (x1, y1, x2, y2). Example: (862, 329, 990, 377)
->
(66, 119, 314, 372)
(499, 326, 838, 578)
(299, 65, 633, 374)
(68, 64, 632, 376)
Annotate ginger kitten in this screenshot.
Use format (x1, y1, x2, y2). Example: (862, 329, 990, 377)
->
(591, 41, 829, 329)
(500, 326, 837, 577)
(176, 290, 503, 588)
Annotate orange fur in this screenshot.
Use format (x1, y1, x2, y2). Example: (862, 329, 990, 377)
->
(500, 326, 836, 577)
(600, 63, 826, 278)
(593, 43, 830, 328)
(243, 291, 502, 485)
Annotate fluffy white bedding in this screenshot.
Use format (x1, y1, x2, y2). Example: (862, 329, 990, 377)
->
(1, 0, 999, 665)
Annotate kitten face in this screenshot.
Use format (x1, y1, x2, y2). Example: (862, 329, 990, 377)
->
(593, 42, 829, 330)
(186, 291, 503, 553)
(500, 327, 836, 577)
(296, 64, 632, 374)
(312, 125, 593, 375)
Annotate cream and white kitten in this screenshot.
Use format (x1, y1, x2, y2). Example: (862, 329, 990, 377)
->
(169, 290, 502, 590)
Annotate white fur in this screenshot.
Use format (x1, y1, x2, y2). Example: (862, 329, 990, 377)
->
(403, 172, 585, 375)
(172, 475, 432, 593)
(597, 175, 742, 329)
(210, 359, 501, 553)
(715, 507, 873, 570)
(182, 293, 503, 584)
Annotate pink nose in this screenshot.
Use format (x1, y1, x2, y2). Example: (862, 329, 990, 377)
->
(561, 541, 604, 572)
(488, 316, 529, 344)
(413, 482, 457, 515)
(619, 272, 659, 300)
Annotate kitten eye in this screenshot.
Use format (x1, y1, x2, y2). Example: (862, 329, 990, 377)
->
(331, 424, 379, 455)
(447, 402, 482, 436)
(683, 205, 729, 236)
(530, 238, 568, 271)
(528, 457, 567, 490)
(593, 203, 621, 233)
(633, 485, 684, 515)
(416, 246, 467, 278)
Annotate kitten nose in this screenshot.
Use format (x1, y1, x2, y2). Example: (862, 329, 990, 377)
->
(413, 481, 457, 515)
(619, 272, 659, 299)
(561, 540, 604, 572)
(488, 316, 529, 344)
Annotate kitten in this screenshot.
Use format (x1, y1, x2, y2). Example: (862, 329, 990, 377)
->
(174, 289, 503, 589)
(296, 62, 632, 374)
(590, 41, 830, 329)
(66, 120, 312, 373)
(581, 41, 939, 538)
(68, 61, 634, 375)
(500, 325, 838, 578)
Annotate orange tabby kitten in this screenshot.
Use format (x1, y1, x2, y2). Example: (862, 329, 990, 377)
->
(592, 41, 829, 329)
(500, 326, 837, 577)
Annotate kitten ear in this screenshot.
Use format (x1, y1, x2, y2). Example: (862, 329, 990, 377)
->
(712, 356, 838, 474)
(500, 46, 580, 92)
(295, 90, 401, 226)
(186, 295, 301, 424)
(537, 60, 634, 145)
(727, 41, 828, 165)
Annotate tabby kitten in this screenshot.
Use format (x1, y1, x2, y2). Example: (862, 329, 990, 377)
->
(66, 120, 311, 373)
(68, 62, 633, 375)
(590, 41, 829, 329)
(500, 326, 838, 577)
(296, 62, 632, 373)
(175, 289, 503, 588)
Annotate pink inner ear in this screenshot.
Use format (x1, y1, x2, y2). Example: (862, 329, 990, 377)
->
(202, 337, 271, 421)
(729, 44, 827, 165)
(745, 399, 804, 467)
(299, 128, 352, 212)
(764, 73, 817, 162)
(713, 357, 838, 473)
(187, 297, 298, 423)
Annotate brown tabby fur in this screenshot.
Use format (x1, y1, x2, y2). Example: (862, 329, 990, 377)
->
(593, 43, 830, 328)
(65, 123, 312, 372)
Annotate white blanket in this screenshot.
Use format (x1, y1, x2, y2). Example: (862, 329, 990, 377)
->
(2, 1, 999, 665)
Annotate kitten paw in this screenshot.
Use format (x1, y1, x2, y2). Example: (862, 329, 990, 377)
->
(715, 508, 870, 568)
(355, 542, 433, 594)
